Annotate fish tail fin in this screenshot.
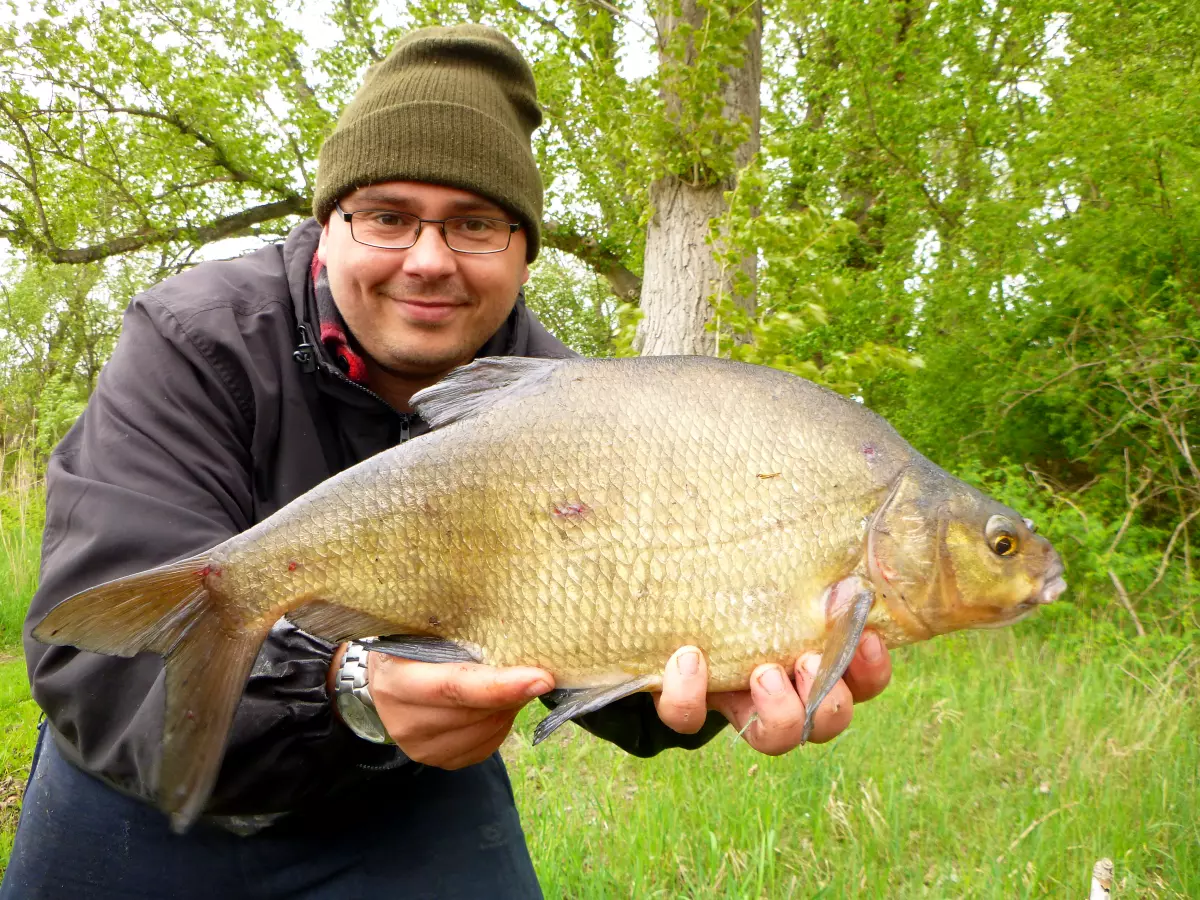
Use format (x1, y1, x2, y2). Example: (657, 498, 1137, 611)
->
(33, 553, 262, 833)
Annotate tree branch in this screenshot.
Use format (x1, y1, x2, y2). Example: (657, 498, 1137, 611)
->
(585, 0, 657, 43)
(0, 96, 52, 238)
(36, 197, 310, 264)
(504, 1, 592, 64)
(341, 0, 383, 62)
(1108, 568, 1145, 638)
(543, 220, 642, 300)
(25, 70, 287, 194)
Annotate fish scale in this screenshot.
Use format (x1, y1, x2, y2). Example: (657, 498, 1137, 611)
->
(34, 355, 1066, 831)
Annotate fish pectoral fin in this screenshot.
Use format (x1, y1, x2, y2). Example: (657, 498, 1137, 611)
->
(286, 602, 405, 643)
(410, 356, 568, 429)
(361, 635, 481, 664)
(533, 675, 659, 745)
(801, 587, 874, 744)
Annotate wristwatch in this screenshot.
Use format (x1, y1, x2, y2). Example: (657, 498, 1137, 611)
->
(333, 642, 394, 744)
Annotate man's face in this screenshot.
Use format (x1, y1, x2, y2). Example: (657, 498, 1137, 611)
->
(317, 181, 530, 380)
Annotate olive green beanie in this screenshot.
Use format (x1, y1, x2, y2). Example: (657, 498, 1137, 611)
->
(313, 24, 544, 261)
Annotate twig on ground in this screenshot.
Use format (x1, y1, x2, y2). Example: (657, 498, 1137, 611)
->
(1108, 569, 1145, 638)
(994, 801, 1080, 864)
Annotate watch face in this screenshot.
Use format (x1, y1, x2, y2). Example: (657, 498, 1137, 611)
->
(337, 693, 384, 741)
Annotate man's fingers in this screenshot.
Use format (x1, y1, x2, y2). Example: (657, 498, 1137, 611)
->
(741, 664, 808, 754)
(707, 690, 754, 733)
(654, 646, 709, 734)
(436, 714, 518, 770)
(708, 665, 808, 756)
(708, 665, 810, 756)
(841, 631, 892, 704)
(402, 711, 517, 769)
(794, 653, 854, 743)
(361, 656, 550, 771)
(379, 703, 494, 742)
(369, 655, 553, 710)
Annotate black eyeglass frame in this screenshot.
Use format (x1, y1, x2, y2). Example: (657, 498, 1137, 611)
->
(333, 201, 521, 254)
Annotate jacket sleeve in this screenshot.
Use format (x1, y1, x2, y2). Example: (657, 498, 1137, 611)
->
(23, 294, 390, 817)
(546, 695, 727, 756)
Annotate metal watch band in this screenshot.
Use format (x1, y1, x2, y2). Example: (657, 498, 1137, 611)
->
(334, 641, 394, 744)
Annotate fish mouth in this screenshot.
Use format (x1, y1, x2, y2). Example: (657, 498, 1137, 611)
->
(1037, 574, 1067, 605)
(999, 565, 1066, 623)
(1035, 559, 1067, 606)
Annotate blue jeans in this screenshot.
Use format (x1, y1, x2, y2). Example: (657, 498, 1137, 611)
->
(2, 725, 543, 899)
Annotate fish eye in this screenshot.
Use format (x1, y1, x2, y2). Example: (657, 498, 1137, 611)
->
(992, 534, 1018, 556)
(985, 515, 1020, 557)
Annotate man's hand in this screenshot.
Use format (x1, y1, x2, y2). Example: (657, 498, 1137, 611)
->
(653, 633, 892, 754)
(331, 644, 553, 769)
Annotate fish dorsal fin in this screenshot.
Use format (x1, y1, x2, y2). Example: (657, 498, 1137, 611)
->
(411, 356, 568, 430)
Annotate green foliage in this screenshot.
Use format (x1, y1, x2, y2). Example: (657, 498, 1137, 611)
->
(650, 0, 759, 185)
(0, 259, 120, 452)
(523, 251, 615, 357)
(610, 302, 644, 359)
(0, 660, 41, 870)
(707, 157, 924, 393)
(0, 0, 328, 254)
(0, 452, 42, 649)
(742, 0, 1200, 625)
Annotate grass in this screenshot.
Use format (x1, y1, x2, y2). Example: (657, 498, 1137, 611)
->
(6, 627, 1188, 895)
(0, 659, 38, 872)
(0, 470, 1196, 895)
(505, 626, 1198, 898)
(0, 455, 41, 649)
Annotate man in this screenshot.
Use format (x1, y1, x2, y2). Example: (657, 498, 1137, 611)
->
(3, 24, 891, 898)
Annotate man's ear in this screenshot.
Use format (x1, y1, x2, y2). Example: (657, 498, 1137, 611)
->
(520, 261, 530, 286)
(317, 221, 331, 264)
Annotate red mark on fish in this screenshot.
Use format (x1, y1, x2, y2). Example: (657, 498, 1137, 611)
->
(552, 501, 591, 520)
(287, 561, 299, 572)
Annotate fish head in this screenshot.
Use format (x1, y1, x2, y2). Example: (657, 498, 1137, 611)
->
(867, 463, 1066, 640)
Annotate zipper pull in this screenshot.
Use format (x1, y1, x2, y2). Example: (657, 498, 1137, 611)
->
(399, 414, 411, 443)
(293, 324, 317, 373)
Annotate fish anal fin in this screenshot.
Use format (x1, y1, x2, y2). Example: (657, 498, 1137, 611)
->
(362, 635, 481, 664)
(533, 675, 659, 745)
(801, 583, 875, 744)
(286, 601, 404, 644)
(410, 357, 568, 430)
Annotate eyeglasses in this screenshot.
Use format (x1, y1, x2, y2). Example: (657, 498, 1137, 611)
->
(333, 202, 521, 254)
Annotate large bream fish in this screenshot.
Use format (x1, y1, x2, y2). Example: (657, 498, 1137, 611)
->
(35, 356, 1066, 830)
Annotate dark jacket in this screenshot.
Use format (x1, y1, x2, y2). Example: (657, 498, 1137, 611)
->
(22, 219, 724, 820)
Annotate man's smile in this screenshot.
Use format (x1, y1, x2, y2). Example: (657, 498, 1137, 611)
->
(392, 296, 470, 325)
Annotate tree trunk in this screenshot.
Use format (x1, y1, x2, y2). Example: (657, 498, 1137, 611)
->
(636, 1, 762, 357)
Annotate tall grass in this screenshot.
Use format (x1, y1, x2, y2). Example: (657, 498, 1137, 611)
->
(0, 660, 39, 868)
(0, 450, 41, 652)
(508, 627, 1198, 898)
